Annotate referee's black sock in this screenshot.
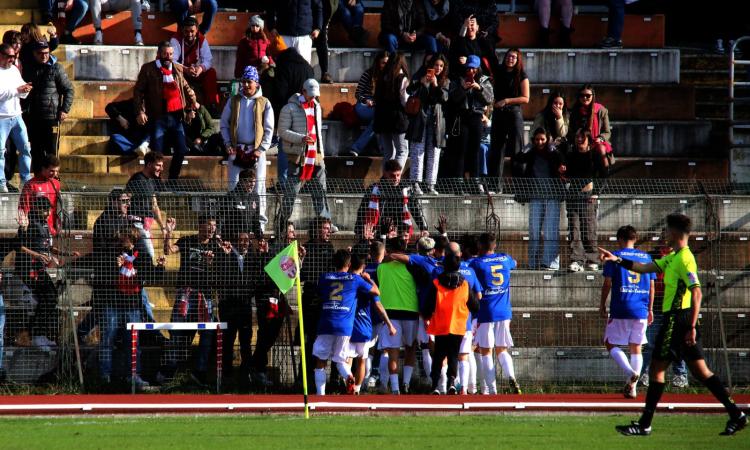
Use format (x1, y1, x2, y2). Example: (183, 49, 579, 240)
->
(638, 381, 665, 428)
(702, 375, 743, 419)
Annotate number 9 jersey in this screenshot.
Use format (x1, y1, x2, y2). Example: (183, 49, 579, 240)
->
(469, 253, 517, 323)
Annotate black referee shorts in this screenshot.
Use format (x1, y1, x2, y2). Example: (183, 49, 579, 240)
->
(654, 309, 705, 363)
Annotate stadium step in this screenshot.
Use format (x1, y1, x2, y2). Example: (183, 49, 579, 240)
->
(63, 45, 682, 84)
(496, 14, 665, 48)
(0, 8, 33, 24)
(0, 0, 34, 8)
(69, 98, 94, 119)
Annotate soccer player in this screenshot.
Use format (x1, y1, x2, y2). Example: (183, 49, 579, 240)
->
(600, 225, 655, 399)
(313, 249, 379, 395)
(599, 214, 747, 436)
(470, 232, 521, 394)
(349, 254, 397, 394)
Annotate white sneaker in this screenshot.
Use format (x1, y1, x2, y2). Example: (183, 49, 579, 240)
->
(141, 0, 151, 12)
(136, 141, 150, 156)
(0, 184, 8, 193)
(412, 183, 424, 196)
(672, 374, 689, 388)
(94, 30, 103, 45)
(569, 261, 584, 272)
(134, 31, 144, 46)
(586, 263, 600, 271)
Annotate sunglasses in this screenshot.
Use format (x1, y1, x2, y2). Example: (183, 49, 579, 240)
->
(579, 93, 593, 99)
(1, 52, 16, 58)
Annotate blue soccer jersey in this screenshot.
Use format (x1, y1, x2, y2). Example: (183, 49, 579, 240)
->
(603, 248, 654, 320)
(470, 253, 517, 323)
(351, 293, 381, 343)
(317, 272, 373, 336)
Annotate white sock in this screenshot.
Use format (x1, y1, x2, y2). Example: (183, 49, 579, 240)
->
(458, 360, 470, 392)
(422, 349, 433, 378)
(497, 351, 516, 380)
(439, 364, 448, 392)
(389, 373, 400, 393)
(630, 353, 643, 378)
(481, 355, 495, 394)
(353, 384, 361, 394)
(336, 362, 352, 379)
(609, 347, 635, 377)
(365, 355, 373, 380)
(403, 365, 414, 386)
(379, 353, 390, 387)
(468, 353, 478, 392)
(474, 353, 483, 393)
(314, 368, 327, 395)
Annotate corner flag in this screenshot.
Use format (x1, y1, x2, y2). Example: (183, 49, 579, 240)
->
(264, 241, 299, 294)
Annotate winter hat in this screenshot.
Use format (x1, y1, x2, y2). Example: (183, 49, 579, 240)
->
(249, 15, 264, 29)
(242, 65, 260, 82)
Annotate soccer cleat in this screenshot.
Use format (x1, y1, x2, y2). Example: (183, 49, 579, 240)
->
(615, 421, 652, 436)
(624, 374, 639, 399)
(345, 375, 356, 395)
(509, 378, 522, 395)
(720, 413, 748, 436)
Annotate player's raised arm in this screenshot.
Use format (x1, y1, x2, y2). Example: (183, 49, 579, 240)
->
(597, 247, 658, 274)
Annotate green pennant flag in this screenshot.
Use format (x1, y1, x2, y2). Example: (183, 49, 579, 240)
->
(264, 241, 299, 294)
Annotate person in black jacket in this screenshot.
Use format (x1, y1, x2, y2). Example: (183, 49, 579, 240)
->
(220, 169, 263, 239)
(378, 0, 436, 55)
(448, 15, 498, 78)
(266, 0, 323, 63)
(565, 129, 609, 272)
(105, 98, 150, 155)
(20, 40, 74, 169)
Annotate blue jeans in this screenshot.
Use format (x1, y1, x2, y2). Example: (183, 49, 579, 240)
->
(379, 32, 438, 54)
(170, 0, 217, 34)
(42, 0, 88, 33)
(0, 116, 33, 186)
(337, 0, 364, 31)
(477, 142, 490, 176)
(98, 303, 144, 378)
(150, 113, 189, 179)
(642, 308, 688, 376)
(351, 102, 375, 154)
(607, 0, 626, 40)
(0, 294, 5, 372)
(528, 199, 560, 269)
(108, 132, 149, 154)
(278, 164, 332, 235)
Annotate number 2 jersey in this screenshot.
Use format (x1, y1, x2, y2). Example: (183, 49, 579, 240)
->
(317, 272, 373, 336)
(602, 248, 654, 320)
(470, 253, 517, 323)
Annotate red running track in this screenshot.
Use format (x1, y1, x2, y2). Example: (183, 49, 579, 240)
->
(0, 393, 748, 415)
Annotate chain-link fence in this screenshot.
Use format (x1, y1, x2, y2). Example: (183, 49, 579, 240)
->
(0, 177, 748, 393)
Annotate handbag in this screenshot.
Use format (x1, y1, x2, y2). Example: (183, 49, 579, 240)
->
(405, 95, 421, 116)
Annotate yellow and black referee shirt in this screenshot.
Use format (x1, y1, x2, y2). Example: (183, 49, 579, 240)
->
(654, 247, 701, 313)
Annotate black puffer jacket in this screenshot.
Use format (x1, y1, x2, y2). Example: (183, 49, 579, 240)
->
(21, 59, 74, 120)
(266, 0, 323, 37)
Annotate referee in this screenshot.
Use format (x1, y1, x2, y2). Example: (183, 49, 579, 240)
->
(598, 213, 747, 436)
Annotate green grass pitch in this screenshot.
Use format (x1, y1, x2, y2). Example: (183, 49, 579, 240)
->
(0, 414, 746, 449)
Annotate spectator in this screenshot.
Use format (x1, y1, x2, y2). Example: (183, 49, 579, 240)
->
(234, 15, 274, 79)
(532, 92, 570, 154)
(566, 129, 608, 272)
(315, 0, 339, 83)
(599, 0, 625, 49)
(568, 84, 613, 168)
(220, 65, 274, 208)
(17, 154, 62, 237)
(161, 214, 228, 385)
(266, 0, 323, 64)
(125, 151, 167, 261)
(18, 23, 58, 72)
(170, 0, 217, 35)
(170, 17, 219, 109)
(15, 197, 79, 351)
(348, 51, 388, 157)
(38, 0, 88, 44)
(0, 43, 33, 193)
(536, 0, 574, 47)
(101, 226, 164, 388)
(90, 0, 147, 45)
(335, 0, 368, 46)
(491, 48, 529, 179)
(477, 106, 491, 177)
(406, 53, 449, 196)
(423, 0, 452, 52)
(422, 249, 479, 394)
(519, 128, 565, 270)
(105, 98, 150, 156)
(376, 236, 419, 394)
(217, 230, 254, 386)
(450, 0, 499, 44)
(20, 40, 74, 168)
(448, 15, 497, 78)
(444, 55, 493, 194)
(379, 0, 436, 55)
(185, 104, 219, 153)
(355, 159, 428, 241)
(1, 32, 24, 189)
(2, 31, 22, 68)
(220, 169, 262, 239)
(0, 271, 4, 382)
(373, 52, 410, 171)
(133, 40, 198, 180)
(277, 78, 333, 234)
(266, 47, 314, 123)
